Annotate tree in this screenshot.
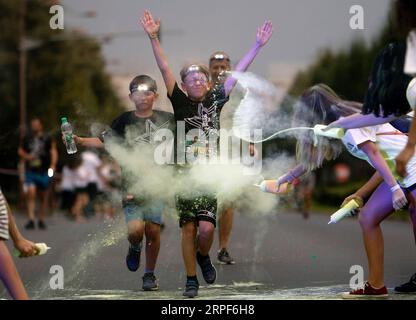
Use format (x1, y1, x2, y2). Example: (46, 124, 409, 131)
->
(0, 0, 124, 192)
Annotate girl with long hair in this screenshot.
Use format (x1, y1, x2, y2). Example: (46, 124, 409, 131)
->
(277, 84, 416, 298)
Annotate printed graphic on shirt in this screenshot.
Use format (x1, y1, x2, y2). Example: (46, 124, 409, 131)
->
(133, 119, 172, 145)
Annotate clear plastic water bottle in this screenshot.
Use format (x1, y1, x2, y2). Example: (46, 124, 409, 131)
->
(61, 117, 77, 154)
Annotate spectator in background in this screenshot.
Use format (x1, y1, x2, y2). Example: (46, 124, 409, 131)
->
(80, 150, 102, 217)
(209, 51, 236, 265)
(70, 154, 90, 223)
(58, 157, 79, 215)
(95, 154, 121, 220)
(294, 172, 316, 219)
(18, 118, 57, 230)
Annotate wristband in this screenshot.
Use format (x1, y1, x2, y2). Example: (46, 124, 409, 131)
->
(149, 33, 158, 39)
(390, 184, 401, 193)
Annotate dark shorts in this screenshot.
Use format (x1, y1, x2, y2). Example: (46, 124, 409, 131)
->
(402, 183, 416, 208)
(60, 190, 76, 210)
(175, 194, 217, 228)
(86, 183, 98, 201)
(75, 187, 88, 194)
(404, 183, 416, 193)
(25, 171, 50, 191)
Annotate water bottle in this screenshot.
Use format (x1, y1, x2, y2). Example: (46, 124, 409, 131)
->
(61, 117, 77, 154)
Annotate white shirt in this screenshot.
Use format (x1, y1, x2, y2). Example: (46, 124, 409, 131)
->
(405, 29, 416, 76)
(81, 151, 102, 185)
(60, 166, 77, 191)
(73, 165, 90, 189)
(342, 123, 416, 188)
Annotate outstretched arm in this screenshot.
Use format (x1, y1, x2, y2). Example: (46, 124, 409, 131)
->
(276, 164, 307, 191)
(325, 113, 397, 131)
(224, 21, 273, 97)
(61, 134, 104, 149)
(140, 10, 176, 96)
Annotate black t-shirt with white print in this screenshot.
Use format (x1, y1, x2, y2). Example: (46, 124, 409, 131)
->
(22, 133, 52, 173)
(168, 82, 229, 161)
(100, 110, 175, 200)
(102, 110, 175, 147)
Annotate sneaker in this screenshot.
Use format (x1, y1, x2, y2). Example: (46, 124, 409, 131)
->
(38, 220, 47, 230)
(126, 245, 141, 272)
(183, 278, 199, 298)
(395, 273, 416, 293)
(142, 273, 159, 291)
(25, 220, 35, 230)
(196, 252, 217, 284)
(217, 248, 235, 265)
(342, 281, 388, 299)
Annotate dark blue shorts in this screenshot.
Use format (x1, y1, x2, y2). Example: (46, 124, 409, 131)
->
(25, 171, 50, 191)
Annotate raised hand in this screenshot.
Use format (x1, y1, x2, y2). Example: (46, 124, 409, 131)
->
(256, 20, 273, 47)
(140, 10, 160, 37)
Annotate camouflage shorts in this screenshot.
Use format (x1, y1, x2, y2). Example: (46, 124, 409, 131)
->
(175, 194, 217, 228)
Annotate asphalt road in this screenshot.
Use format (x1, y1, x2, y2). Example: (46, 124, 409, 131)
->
(1, 207, 416, 300)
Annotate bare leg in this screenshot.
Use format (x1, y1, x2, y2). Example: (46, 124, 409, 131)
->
(144, 222, 160, 271)
(0, 241, 28, 300)
(38, 190, 48, 221)
(26, 186, 36, 221)
(359, 182, 394, 288)
(302, 189, 312, 219)
(71, 193, 89, 223)
(407, 190, 416, 245)
(198, 221, 215, 256)
(218, 205, 233, 250)
(182, 221, 197, 276)
(127, 220, 145, 246)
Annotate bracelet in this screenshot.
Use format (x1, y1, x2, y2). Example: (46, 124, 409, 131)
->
(149, 33, 158, 39)
(390, 184, 401, 193)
